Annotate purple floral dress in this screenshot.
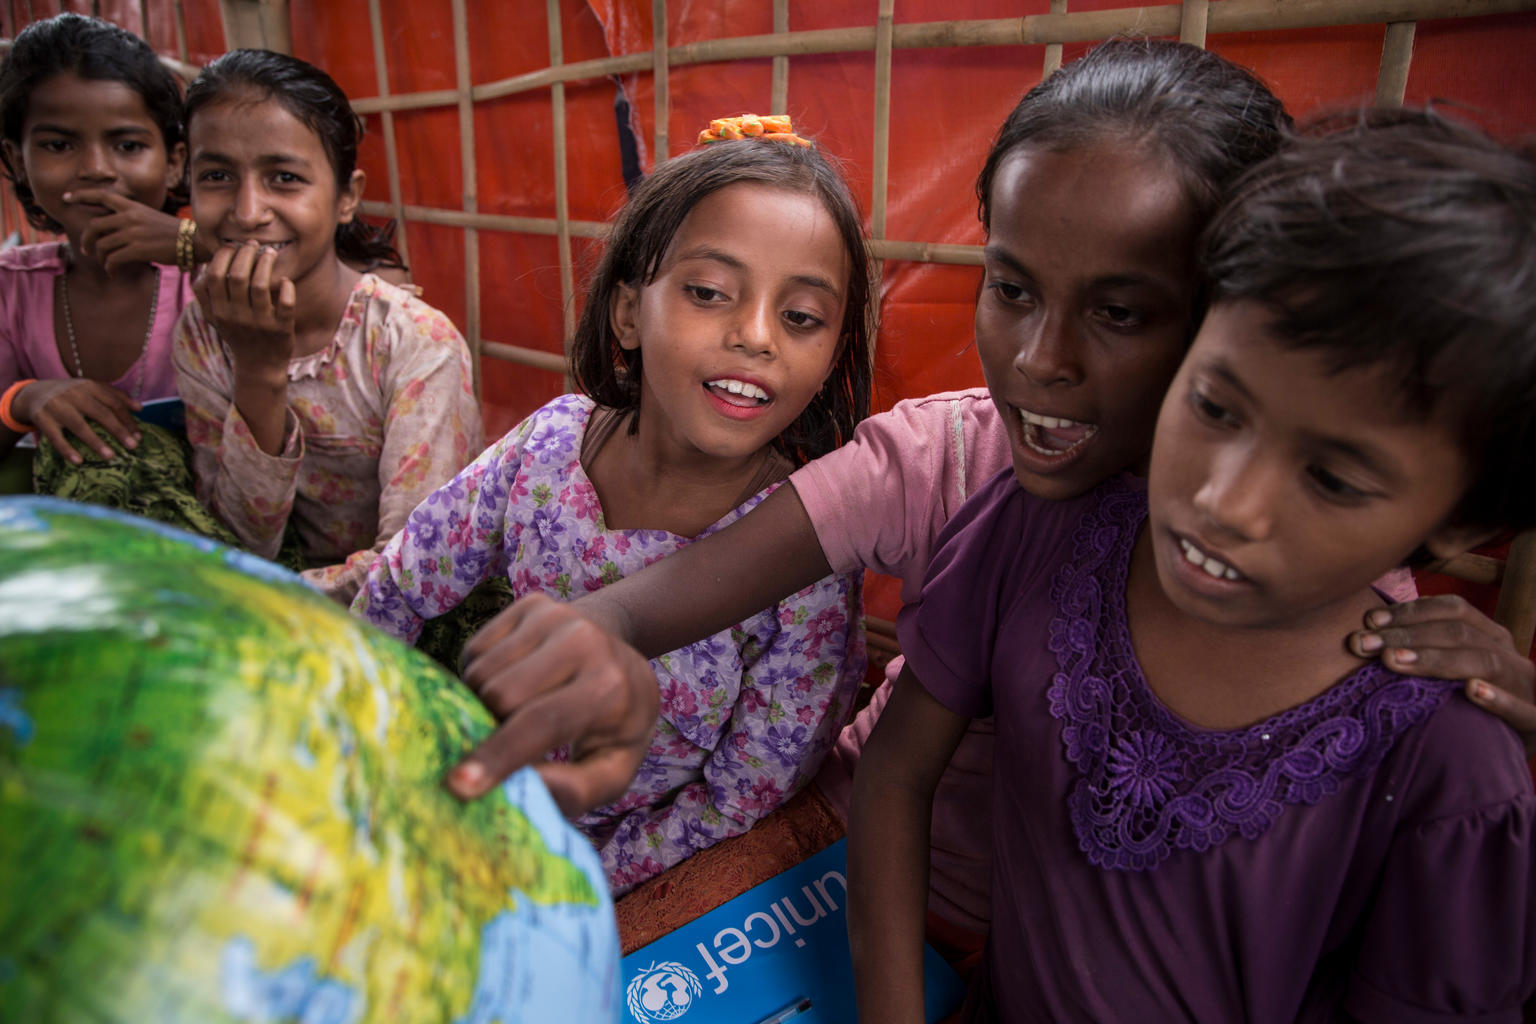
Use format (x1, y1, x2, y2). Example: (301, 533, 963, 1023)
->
(356, 394, 866, 892)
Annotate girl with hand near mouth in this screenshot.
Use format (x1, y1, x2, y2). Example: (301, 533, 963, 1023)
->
(0, 14, 195, 467)
(173, 50, 480, 604)
(353, 117, 874, 894)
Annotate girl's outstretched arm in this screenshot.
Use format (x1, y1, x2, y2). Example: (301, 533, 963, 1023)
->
(1349, 594, 1536, 749)
(590, 568, 864, 893)
(451, 483, 830, 806)
(848, 664, 969, 1024)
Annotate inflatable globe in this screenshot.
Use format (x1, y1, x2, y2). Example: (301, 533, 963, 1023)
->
(0, 498, 620, 1023)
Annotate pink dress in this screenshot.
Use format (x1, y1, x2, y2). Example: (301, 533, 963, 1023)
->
(173, 273, 482, 604)
(0, 242, 192, 401)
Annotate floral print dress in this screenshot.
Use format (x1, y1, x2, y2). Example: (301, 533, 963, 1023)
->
(174, 274, 482, 605)
(355, 394, 866, 892)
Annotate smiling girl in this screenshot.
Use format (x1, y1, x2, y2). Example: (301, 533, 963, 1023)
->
(0, 14, 194, 466)
(174, 50, 480, 603)
(353, 118, 873, 892)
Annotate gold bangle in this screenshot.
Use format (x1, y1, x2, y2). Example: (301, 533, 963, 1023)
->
(176, 218, 197, 274)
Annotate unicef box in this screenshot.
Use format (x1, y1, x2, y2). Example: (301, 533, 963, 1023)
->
(621, 840, 964, 1024)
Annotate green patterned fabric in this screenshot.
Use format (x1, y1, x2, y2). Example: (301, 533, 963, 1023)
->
(414, 576, 515, 674)
(32, 422, 306, 573)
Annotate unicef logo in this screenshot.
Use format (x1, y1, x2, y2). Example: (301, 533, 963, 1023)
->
(626, 961, 703, 1022)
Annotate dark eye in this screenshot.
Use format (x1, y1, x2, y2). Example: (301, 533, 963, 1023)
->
(273, 171, 303, 185)
(986, 279, 1028, 303)
(118, 140, 149, 154)
(1189, 389, 1230, 425)
(1099, 304, 1145, 329)
(37, 139, 70, 153)
(1307, 465, 1367, 501)
(197, 169, 231, 184)
(782, 309, 825, 330)
(685, 285, 724, 303)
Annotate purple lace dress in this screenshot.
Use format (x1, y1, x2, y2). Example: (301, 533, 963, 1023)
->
(357, 395, 866, 893)
(899, 470, 1535, 1023)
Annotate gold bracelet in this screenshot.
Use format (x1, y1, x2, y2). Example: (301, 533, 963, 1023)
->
(176, 218, 197, 274)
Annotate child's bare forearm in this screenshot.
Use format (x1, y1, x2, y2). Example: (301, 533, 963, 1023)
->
(848, 667, 971, 1023)
(573, 482, 832, 658)
(849, 774, 934, 1024)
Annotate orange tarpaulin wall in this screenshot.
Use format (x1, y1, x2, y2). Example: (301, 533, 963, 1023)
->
(4, 0, 1536, 631)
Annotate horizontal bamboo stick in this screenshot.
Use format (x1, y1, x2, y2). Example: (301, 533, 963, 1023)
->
(339, 0, 1536, 115)
(482, 340, 569, 374)
(358, 200, 606, 238)
(1435, 552, 1504, 586)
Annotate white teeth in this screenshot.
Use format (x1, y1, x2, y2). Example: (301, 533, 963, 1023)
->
(1019, 408, 1088, 430)
(1178, 538, 1242, 581)
(708, 379, 769, 401)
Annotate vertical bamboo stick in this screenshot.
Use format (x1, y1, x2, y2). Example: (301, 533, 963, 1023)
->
(1043, 0, 1067, 77)
(550, 0, 576, 353)
(367, 0, 411, 269)
(871, 0, 894, 243)
(1496, 529, 1536, 657)
(1375, 21, 1416, 107)
(652, 0, 669, 164)
(1179, 0, 1210, 46)
(771, 0, 788, 115)
(172, 0, 188, 64)
(451, 0, 481, 393)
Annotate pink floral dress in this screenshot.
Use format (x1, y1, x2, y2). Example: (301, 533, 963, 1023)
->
(174, 274, 482, 604)
(355, 394, 867, 893)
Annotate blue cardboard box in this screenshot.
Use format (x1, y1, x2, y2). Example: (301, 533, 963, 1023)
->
(621, 840, 965, 1024)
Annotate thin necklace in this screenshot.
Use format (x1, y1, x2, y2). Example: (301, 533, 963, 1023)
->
(58, 263, 160, 402)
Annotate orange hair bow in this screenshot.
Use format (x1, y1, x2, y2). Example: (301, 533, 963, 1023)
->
(697, 114, 811, 148)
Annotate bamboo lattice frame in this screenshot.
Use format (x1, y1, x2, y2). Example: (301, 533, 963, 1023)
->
(1, 0, 1534, 646)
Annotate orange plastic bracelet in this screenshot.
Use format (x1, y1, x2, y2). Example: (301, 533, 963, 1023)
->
(0, 378, 35, 433)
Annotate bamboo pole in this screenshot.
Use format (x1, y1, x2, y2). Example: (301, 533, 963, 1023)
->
(1180, 0, 1210, 46)
(340, 0, 1536, 116)
(1043, 0, 1067, 77)
(482, 340, 568, 375)
(357, 200, 606, 237)
(1376, 21, 1416, 106)
(451, 0, 481, 393)
(871, 0, 894, 245)
(173, 0, 189, 64)
(549, 0, 576, 352)
(653, 0, 669, 163)
(772, 0, 788, 114)
(366, 0, 411, 269)
(1494, 530, 1536, 655)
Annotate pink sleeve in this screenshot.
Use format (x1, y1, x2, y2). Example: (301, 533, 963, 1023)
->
(789, 388, 1006, 605)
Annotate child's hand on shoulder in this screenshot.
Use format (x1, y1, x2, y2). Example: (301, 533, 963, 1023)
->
(72, 190, 191, 275)
(450, 593, 661, 815)
(195, 241, 296, 375)
(11, 378, 141, 463)
(1350, 594, 1536, 749)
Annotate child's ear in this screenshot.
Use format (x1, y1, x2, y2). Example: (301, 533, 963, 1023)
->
(0, 139, 24, 186)
(164, 141, 187, 192)
(1421, 521, 1503, 564)
(610, 281, 641, 351)
(336, 169, 365, 225)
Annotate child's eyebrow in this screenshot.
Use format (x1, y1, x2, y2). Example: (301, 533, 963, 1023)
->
(983, 244, 1176, 294)
(677, 245, 843, 299)
(191, 150, 313, 170)
(27, 122, 156, 138)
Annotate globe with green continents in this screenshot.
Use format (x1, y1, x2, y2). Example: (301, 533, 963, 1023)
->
(0, 498, 620, 1023)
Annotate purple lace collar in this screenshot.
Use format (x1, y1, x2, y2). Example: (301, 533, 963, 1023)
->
(1045, 482, 1452, 871)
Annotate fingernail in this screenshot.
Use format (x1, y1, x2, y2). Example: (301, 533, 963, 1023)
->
(1367, 609, 1392, 628)
(1470, 679, 1494, 702)
(126, 436, 139, 449)
(1391, 647, 1418, 665)
(62, 191, 72, 201)
(1357, 633, 1384, 653)
(448, 763, 485, 795)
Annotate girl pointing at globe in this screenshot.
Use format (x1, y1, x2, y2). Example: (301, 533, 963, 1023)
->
(354, 116, 874, 894)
